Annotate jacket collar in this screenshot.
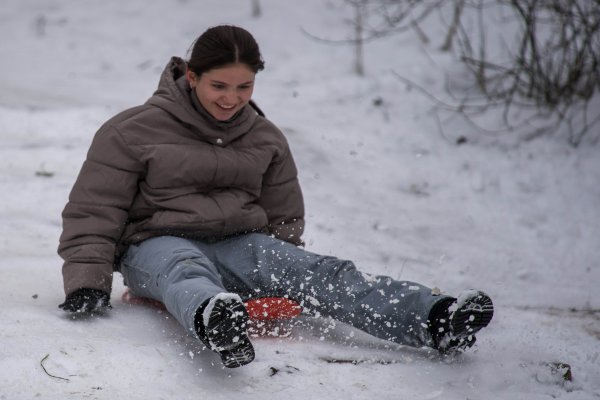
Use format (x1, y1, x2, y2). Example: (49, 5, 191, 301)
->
(145, 57, 257, 146)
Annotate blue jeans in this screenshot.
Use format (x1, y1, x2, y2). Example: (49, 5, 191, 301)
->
(119, 233, 450, 348)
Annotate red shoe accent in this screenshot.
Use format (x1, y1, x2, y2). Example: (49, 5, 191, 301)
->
(243, 297, 302, 321)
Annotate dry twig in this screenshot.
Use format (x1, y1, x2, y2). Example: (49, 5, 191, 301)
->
(40, 354, 70, 382)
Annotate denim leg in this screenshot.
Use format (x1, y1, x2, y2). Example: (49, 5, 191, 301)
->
(206, 233, 452, 348)
(120, 236, 226, 337)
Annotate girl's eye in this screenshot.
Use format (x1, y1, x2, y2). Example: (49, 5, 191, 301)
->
(212, 84, 225, 90)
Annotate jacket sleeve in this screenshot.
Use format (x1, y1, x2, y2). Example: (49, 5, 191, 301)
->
(257, 142, 305, 245)
(58, 125, 144, 295)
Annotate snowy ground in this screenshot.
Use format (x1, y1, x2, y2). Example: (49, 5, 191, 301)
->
(1, 1, 599, 399)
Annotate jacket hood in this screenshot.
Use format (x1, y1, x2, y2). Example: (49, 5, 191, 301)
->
(145, 57, 257, 146)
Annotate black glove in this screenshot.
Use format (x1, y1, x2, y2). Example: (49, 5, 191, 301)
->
(59, 288, 111, 313)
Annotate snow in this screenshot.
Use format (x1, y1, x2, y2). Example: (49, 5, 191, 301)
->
(1, 0, 599, 399)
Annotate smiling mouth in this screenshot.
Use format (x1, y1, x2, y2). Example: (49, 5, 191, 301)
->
(217, 103, 236, 110)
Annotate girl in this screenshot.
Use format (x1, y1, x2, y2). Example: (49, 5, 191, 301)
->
(58, 25, 493, 368)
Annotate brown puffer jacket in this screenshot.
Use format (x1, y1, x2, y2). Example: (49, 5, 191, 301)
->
(58, 57, 305, 295)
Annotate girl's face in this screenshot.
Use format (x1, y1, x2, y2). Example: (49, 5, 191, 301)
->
(187, 63, 256, 121)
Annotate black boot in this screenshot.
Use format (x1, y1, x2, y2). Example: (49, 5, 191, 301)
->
(195, 294, 255, 368)
(429, 290, 494, 353)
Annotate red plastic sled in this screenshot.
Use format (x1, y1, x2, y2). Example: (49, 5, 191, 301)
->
(121, 289, 302, 337)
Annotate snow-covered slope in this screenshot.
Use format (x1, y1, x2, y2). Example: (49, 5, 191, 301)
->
(1, 1, 598, 399)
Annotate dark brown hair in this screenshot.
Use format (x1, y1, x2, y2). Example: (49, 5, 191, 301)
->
(187, 25, 265, 76)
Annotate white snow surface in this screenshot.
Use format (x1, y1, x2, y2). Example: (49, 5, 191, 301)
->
(1, 1, 599, 399)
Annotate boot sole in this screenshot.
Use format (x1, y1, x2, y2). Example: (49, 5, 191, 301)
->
(219, 338, 256, 368)
(205, 298, 255, 368)
(451, 291, 494, 337)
